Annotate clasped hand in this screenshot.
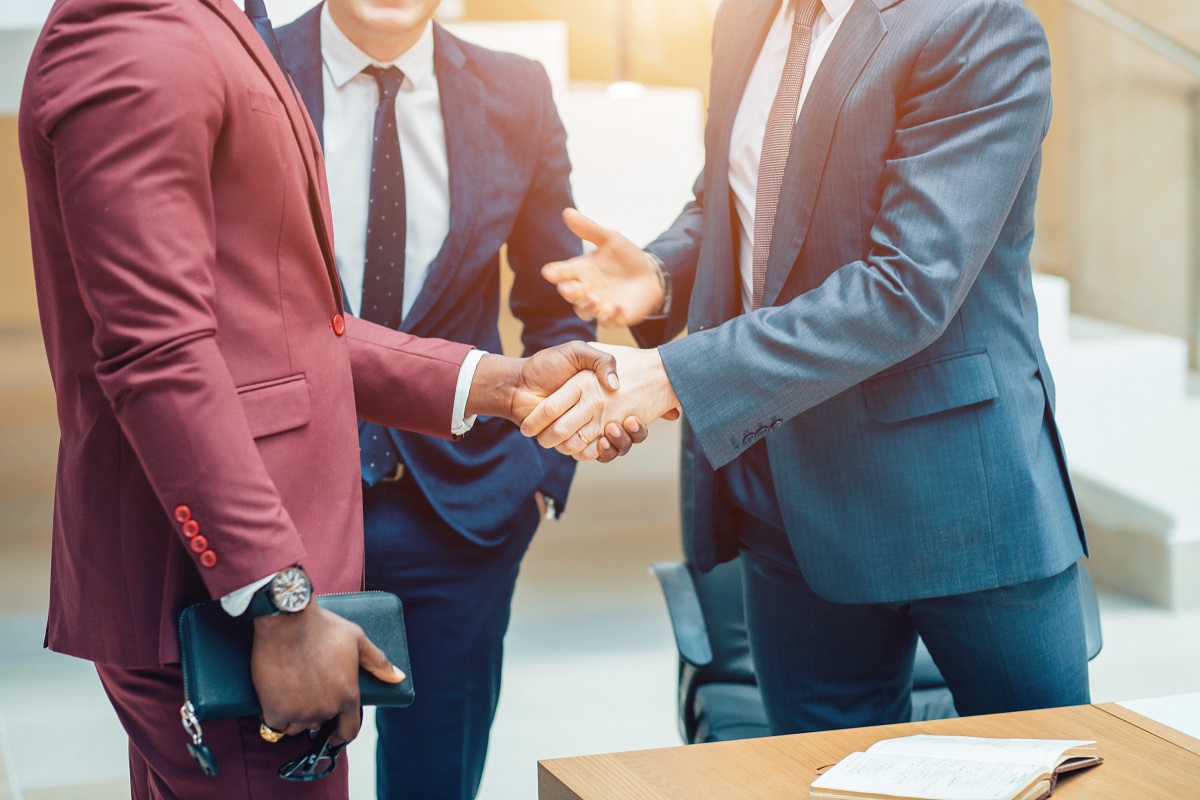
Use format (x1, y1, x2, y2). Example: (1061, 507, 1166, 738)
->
(488, 341, 678, 462)
(518, 343, 680, 462)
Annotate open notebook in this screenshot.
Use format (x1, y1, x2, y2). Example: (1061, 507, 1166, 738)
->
(809, 735, 1102, 800)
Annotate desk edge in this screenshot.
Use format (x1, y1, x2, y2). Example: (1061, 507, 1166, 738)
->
(1096, 702, 1200, 757)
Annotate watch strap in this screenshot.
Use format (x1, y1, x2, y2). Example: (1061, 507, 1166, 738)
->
(644, 252, 672, 319)
(243, 585, 280, 618)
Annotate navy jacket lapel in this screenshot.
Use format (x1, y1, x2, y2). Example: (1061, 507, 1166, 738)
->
(691, 0, 780, 328)
(399, 25, 485, 335)
(279, 3, 326, 149)
(761, 0, 886, 308)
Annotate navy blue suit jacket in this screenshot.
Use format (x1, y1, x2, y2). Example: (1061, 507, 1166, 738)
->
(279, 6, 592, 545)
(637, 0, 1087, 602)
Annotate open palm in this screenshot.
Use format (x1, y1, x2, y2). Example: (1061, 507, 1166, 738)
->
(541, 209, 665, 328)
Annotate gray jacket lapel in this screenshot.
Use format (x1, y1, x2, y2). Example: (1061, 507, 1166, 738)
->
(762, 0, 886, 308)
(691, 0, 780, 328)
(279, 3, 326, 148)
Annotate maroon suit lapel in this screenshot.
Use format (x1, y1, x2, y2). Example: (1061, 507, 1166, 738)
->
(198, 0, 343, 310)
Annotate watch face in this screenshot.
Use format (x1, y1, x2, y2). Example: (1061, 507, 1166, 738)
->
(270, 567, 312, 613)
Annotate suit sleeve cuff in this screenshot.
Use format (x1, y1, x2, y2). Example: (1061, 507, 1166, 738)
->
(220, 573, 275, 616)
(452, 349, 488, 436)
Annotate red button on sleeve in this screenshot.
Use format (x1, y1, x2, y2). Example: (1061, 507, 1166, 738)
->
(182, 520, 200, 539)
(199, 551, 217, 568)
(190, 535, 209, 554)
(174, 506, 191, 523)
(332, 314, 346, 335)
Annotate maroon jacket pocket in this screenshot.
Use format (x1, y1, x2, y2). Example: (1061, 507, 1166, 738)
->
(237, 374, 311, 439)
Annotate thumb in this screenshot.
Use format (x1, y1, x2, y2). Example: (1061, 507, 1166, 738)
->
(562, 208, 610, 248)
(358, 631, 405, 684)
(569, 341, 620, 391)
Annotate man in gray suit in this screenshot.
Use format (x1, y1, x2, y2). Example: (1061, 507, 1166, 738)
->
(533, 0, 1091, 732)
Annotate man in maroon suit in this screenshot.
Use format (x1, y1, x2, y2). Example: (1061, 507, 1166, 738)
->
(18, 0, 637, 795)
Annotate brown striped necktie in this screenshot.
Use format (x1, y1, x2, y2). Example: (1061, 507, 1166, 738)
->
(751, 0, 824, 310)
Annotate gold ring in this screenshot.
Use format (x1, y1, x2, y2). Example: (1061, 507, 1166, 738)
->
(259, 721, 286, 743)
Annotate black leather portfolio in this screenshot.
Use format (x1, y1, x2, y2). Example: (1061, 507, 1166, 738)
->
(178, 591, 415, 721)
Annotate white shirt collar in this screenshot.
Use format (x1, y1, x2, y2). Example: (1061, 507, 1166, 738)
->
(816, 0, 855, 22)
(320, 4, 436, 92)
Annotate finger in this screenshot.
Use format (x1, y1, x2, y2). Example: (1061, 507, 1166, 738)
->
(544, 260, 592, 287)
(596, 305, 626, 329)
(562, 207, 610, 248)
(596, 435, 618, 463)
(662, 408, 681, 421)
(520, 375, 585, 438)
(555, 278, 590, 305)
(604, 422, 633, 460)
(563, 340, 619, 391)
(623, 417, 650, 444)
(537, 399, 599, 450)
(546, 341, 619, 392)
(262, 712, 298, 737)
(561, 438, 600, 462)
(283, 720, 311, 737)
(585, 295, 622, 328)
(336, 702, 363, 743)
(600, 419, 638, 455)
(358, 630, 405, 684)
(567, 438, 602, 462)
(554, 281, 597, 321)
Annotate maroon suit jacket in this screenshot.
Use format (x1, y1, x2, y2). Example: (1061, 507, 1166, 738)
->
(19, 0, 473, 668)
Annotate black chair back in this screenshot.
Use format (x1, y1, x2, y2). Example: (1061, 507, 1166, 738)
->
(653, 557, 1103, 744)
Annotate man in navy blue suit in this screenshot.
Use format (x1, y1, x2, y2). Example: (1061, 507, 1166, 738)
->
(279, 3, 593, 797)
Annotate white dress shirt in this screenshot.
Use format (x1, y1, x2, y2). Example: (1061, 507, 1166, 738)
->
(728, 0, 854, 313)
(318, 7, 481, 436)
(320, 7, 449, 321)
(223, 9, 486, 615)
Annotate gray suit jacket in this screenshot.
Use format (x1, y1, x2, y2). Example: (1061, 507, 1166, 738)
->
(638, 0, 1087, 603)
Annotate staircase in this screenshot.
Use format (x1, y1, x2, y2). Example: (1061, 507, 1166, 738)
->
(1035, 274, 1200, 609)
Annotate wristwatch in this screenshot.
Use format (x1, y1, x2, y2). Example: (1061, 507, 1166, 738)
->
(645, 252, 672, 319)
(243, 565, 313, 618)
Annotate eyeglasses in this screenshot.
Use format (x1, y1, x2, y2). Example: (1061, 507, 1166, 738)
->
(278, 720, 347, 782)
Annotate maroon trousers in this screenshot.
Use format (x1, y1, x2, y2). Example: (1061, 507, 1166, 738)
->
(96, 664, 349, 799)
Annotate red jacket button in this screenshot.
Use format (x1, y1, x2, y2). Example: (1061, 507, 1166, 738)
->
(190, 535, 208, 554)
(332, 314, 346, 335)
(182, 520, 200, 539)
(199, 551, 217, 568)
(174, 505, 191, 523)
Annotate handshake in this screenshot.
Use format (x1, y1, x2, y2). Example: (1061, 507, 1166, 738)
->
(470, 209, 685, 461)
(470, 341, 681, 462)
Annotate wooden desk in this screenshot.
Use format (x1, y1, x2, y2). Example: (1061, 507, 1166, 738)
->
(538, 703, 1200, 799)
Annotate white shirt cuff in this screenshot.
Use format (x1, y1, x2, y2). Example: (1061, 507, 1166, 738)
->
(452, 349, 488, 436)
(221, 573, 276, 616)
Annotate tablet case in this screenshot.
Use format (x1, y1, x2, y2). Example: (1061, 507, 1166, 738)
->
(178, 590, 414, 721)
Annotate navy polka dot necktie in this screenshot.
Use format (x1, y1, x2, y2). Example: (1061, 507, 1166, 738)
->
(359, 66, 408, 487)
(243, 0, 289, 78)
(360, 65, 407, 329)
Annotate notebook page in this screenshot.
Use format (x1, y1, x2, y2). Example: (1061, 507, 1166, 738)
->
(867, 736, 1095, 773)
(810, 751, 1039, 800)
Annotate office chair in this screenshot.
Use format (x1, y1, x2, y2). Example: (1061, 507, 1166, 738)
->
(651, 558, 1104, 744)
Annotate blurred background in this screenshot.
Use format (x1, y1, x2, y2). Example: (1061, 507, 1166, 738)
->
(1, 0, 1199, 797)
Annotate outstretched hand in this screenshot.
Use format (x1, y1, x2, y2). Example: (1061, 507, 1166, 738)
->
(542, 209, 665, 328)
